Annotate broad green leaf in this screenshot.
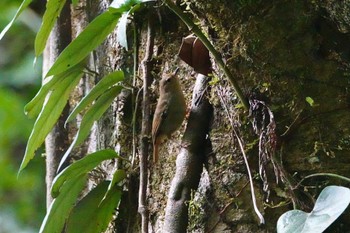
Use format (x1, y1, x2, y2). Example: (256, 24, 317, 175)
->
(277, 186, 350, 233)
(95, 185, 122, 231)
(65, 70, 124, 125)
(73, 85, 123, 147)
(40, 174, 87, 233)
(109, 169, 126, 191)
(65, 181, 122, 233)
(102, 169, 126, 201)
(66, 181, 110, 233)
(58, 85, 123, 170)
(25, 64, 84, 118)
(24, 76, 60, 119)
(0, 0, 32, 40)
(46, 11, 120, 77)
(35, 0, 68, 56)
(52, 149, 120, 198)
(19, 66, 83, 173)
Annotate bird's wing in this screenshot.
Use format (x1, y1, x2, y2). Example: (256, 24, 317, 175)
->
(152, 100, 169, 142)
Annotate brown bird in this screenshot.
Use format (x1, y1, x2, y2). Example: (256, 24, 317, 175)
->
(152, 68, 186, 163)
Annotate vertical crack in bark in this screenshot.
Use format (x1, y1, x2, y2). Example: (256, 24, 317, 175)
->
(163, 74, 213, 233)
(44, 1, 72, 208)
(139, 14, 154, 233)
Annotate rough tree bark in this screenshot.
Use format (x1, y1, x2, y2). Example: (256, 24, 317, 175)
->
(44, 1, 72, 207)
(163, 74, 213, 233)
(43, 0, 350, 232)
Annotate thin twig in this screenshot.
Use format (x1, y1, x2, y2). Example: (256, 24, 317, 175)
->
(294, 173, 350, 189)
(216, 87, 265, 224)
(280, 110, 302, 137)
(234, 129, 265, 224)
(138, 14, 155, 233)
(162, 0, 249, 110)
(132, 21, 139, 168)
(131, 87, 143, 167)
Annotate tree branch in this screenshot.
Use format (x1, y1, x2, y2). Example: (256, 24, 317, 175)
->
(139, 14, 155, 233)
(163, 74, 213, 233)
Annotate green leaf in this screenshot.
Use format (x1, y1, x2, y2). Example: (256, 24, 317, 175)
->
(34, 0, 67, 57)
(102, 169, 126, 201)
(19, 65, 83, 173)
(71, 0, 78, 6)
(0, 0, 32, 40)
(65, 70, 124, 125)
(109, 0, 140, 14)
(93, 184, 122, 231)
(305, 97, 314, 107)
(65, 181, 122, 233)
(24, 76, 60, 119)
(52, 149, 120, 198)
(277, 186, 350, 233)
(46, 11, 120, 77)
(109, 169, 126, 190)
(58, 85, 123, 170)
(115, 0, 153, 49)
(25, 64, 84, 118)
(40, 173, 87, 233)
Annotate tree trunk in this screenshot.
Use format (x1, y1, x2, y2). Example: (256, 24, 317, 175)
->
(44, 1, 72, 207)
(44, 0, 350, 232)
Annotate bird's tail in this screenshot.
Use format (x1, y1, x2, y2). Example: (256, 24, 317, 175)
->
(153, 142, 159, 163)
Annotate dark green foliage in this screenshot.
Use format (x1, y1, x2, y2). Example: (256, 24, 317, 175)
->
(1, 0, 150, 232)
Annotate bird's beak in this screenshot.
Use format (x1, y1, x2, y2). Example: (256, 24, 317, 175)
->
(173, 67, 180, 76)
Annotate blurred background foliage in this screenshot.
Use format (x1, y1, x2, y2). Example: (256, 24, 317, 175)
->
(0, 0, 46, 232)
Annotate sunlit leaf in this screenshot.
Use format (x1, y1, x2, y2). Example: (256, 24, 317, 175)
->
(52, 149, 120, 197)
(24, 76, 59, 119)
(277, 186, 350, 233)
(25, 64, 84, 118)
(116, 11, 130, 49)
(65, 70, 124, 125)
(114, 0, 155, 49)
(0, 0, 32, 40)
(109, 169, 126, 191)
(58, 85, 122, 170)
(19, 65, 83, 173)
(305, 97, 314, 107)
(46, 11, 120, 77)
(65, 181, 122, 233)
(102, 169, 126, 201)
(34, 0, 67, 57)
(40, 174, 87, 233)
(109, 0, 139, 13)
